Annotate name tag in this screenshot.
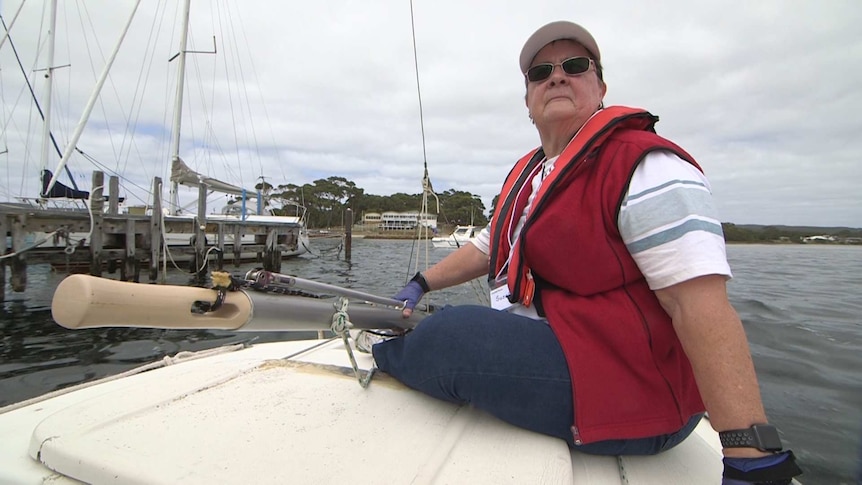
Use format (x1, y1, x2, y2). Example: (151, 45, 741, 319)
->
(490, 282, 515, 311)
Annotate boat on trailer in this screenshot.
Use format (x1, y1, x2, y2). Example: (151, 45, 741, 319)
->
(0, 272, 736, 484)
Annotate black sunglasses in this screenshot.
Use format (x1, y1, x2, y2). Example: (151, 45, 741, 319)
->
(526, 56, 594, 83)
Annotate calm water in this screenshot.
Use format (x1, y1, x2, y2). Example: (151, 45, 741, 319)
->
(1, 240, 860, 484)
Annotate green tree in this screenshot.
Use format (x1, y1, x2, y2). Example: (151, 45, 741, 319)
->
(386, 193, 422, 212)
(268, 176, 489, 229)
(722, 223, 752, 242)
(354, 194, 386, 217)
(437, 190, 488, 226)
(255, 179, 275, 195)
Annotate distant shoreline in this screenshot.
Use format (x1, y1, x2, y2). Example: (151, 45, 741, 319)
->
(314, 229, 862, 245)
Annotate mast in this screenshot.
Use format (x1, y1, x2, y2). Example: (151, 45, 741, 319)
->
(38, 0, 58, 176)
(168, 0, 193, 215)
(43, 0, 143, 197)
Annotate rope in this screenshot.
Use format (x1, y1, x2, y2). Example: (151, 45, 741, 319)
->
(155, 175, 220, 277)
(78, 184, 104, 249)
(330, 297, 375, 388)
(159, 208, 187, 273)
(9, 184, 105, 258)
(0, 230, 59, 259)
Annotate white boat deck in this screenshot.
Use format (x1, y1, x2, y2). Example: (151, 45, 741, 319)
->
(0, 339, 725, 484)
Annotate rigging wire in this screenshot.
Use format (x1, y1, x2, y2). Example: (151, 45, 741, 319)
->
(223, 3, 289, 186)
(406, 2, 488, 307)
(0, 14, 79, 190)
(74, 0, 139, 192)
(409, 0, 428, 174)
(219, 0, 267, 185)
(407, 0, 440, 285)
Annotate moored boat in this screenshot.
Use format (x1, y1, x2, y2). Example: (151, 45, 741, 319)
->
(2, 0, 310, 269)
(431, 224, 479, 249)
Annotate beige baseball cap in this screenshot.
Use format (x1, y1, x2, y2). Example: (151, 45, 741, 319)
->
(519, 21, 601, 74)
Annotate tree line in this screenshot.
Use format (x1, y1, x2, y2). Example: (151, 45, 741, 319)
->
(247, 177, 859, 240)
(722, 223, 862, 243)
(253, 176, 489, 229)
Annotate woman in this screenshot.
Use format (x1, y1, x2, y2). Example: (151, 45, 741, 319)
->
(365, 20, 801, 484)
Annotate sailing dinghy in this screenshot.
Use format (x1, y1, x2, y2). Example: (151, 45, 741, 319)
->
(0, 272, 732, 484)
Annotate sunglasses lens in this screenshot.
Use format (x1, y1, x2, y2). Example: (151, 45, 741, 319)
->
(527, 64, 553, 82)
(527, 58, 592, 82)
(561, 57, 591, 75)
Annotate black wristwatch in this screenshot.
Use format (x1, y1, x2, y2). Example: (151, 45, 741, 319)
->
(719, 424, 783, 452)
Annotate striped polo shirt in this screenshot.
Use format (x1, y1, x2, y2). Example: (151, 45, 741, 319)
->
(473, 149, 731, 295)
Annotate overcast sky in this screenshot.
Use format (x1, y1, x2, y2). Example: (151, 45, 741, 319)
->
(1, 0, 860, 227)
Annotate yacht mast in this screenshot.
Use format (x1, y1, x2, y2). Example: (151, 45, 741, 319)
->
(38, 0, 58, 175)
(168, 0, 193, 215)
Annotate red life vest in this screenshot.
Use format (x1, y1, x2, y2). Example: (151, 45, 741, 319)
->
(489, 106, 706, 443)
(489, 106, 658, 303)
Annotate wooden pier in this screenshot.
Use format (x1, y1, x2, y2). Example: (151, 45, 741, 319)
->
(1, 171, 304, 301)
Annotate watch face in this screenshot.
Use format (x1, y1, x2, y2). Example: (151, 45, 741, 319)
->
(753, 424, 783, 451)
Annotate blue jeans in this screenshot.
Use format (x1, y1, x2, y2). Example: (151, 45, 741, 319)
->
(372, 304, 702, 455)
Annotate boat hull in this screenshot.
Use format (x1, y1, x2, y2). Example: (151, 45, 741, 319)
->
(431, 225, 479, 249)
(0, 338, 728, 484)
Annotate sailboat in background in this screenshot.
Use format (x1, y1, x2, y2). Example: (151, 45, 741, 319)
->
(1, 0, 308, 262)
(431, 202, 480, 249)
(165, 157, 309, 258)
(0, 0, 101, 212)
(431, 224, 478, 249)
(157, 0, 308, 257)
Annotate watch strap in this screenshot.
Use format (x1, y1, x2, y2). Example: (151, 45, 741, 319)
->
(411, 272, 431, 293)
(719, 424, 783, 451)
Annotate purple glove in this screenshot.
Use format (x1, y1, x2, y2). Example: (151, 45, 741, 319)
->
(722, 451, 802, 484)
(393, 281, 425, 312)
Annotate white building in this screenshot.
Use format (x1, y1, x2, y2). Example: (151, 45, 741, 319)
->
(362, 212, 382, 225)
(378, 211, 437, 231)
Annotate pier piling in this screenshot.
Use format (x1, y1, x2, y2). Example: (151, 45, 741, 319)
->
(0, 215, 7, 301)
(10, 214, 27, 292)
(150, 177, 163, 283)
(345, 209, 353, 261)
(89, 172, 105, 277)
(194, 184, 208, 279)
(124, 218, 137, 281)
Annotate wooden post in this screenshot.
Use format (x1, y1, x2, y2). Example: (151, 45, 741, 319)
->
(124, 218, 136, 281)
(108, 175, 120, 215)
(263, 228, 281, 272)
(345, 208, 353, 261)
(149, 177, 163, 283)
(232, 224, 242, 266)
(0, 215, 7, 301)
(216, 222, 225, 270)
(194, 184, 208, 278)
(89, 171, 105, 276)
(10, 215, 27, 292)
